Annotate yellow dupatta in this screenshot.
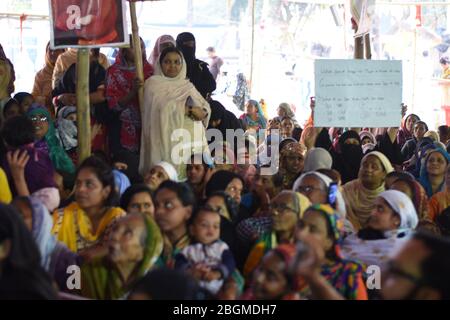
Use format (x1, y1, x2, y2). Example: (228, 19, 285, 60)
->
(52, 202, 126, 252)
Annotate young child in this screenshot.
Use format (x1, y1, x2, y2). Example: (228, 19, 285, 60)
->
(175, 206, 236, 295)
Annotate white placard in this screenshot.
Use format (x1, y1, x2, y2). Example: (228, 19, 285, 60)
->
(314, 59, 402, 128)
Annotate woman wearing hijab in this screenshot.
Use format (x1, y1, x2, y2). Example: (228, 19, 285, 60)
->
(205, 170, 245, 205)
(1, 116, 57, 196)
(27, 105, 75, 175)
(113, 170, 131, 197)
(208, 99, 243, 146)
(303, 148, 333, 172)
(81, 213, 163, 299)
(143, 161, 179, 192)
(342, 151, 394, 230)
(56, 105, 78, 163)
(242, 191, 311, 279)
(296, 204, 368, 300)
(12, 196, 79, 292)
(418, 148, 450, 198)
(106, 36, 153, 156)
(388, 176, 429, 223)
(293, 171, 347, 220)
(275, 102, 300, 128)
(176, 32, 216, 99)
(52, 48, 110, 90)
(429, 163, 450, 222)
(242, 243, 301, 300)
(32, 42, 65, 117)
(397, 114, 420, 148)
(0, 204, 57, 299)
(341, 190, 419, 272)
(331, 130, 364, 184)
(148, 35, 176, 67)
(239, 99, 267, 135)
(402, 120, 428, 162)
(278, 142, 306, 190)
(53, 49, 109, 152)
(140, 47, 211, 181)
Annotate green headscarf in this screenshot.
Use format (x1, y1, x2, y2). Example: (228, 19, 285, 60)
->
(27, 105, 75, 174)
(81, 214, 163, 300)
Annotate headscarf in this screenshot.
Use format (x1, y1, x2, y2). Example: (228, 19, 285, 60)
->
(378, 190, 418, 230)
(333, 130, 363, 184)
(424, 130, 439, 142)
(113, 169, 131, 197)
(343, 151, 395, 230)
(205, 170, 244, 198)
(293, 171, 347, 219)
(31, 187, 60, 212)
(280, 141, 306, 159)
(362, 143, 376, 155)
(305, 204, 344, 258)
(278, 102, 296, 119)
(27, 104, 75, 174)
(409, 138, 437, 177)
(148, 35, 176, 66)
(140, 49, 211, 177)
(154, 161, 179, 182)
(56, 105, 77, 152)
(28, 196, 58, 271)
(278, 102, 299, 127)
(81, 214, 163, 300)
(242, 192, 311, 278)
(176, 32, 196, 65)
(272, 243, 301, 292)
(242, 99, 267, 130)
(112, 151, 141, 184)
(389, 177, 429, 222)
(359, 130, 376, 145)
(32, 42, 62, 114)
(364, 151, 395, 174)
(419, 148, 450, 197)
(303, 204, 367, 300)
(303, 147, 332, 172)
(397, 113, 420, 147)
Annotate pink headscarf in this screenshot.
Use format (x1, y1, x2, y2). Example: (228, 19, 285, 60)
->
(148, 35, 176, 66)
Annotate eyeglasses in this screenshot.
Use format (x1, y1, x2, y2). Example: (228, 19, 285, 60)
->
(270, 203, 298, 215)
(296, 185, 324, 194)
(30, 116, 48, 122)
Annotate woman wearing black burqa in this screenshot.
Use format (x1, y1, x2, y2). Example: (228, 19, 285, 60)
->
(176, 32, 216, 99)
(330, 130, 364, 184)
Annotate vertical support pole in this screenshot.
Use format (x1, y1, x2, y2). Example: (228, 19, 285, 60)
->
(76, 48, 91, 162)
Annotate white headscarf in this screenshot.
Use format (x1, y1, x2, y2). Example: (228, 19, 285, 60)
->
(378, 190, 418, 230)
(293, 171, 347, 219)
(303, 147, 332, 172)
(140, 49, 211, 176)
(155, 161, 179, 182)
(148, 35, 176, 66)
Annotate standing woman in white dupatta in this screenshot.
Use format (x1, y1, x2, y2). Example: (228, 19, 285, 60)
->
(140, 47, 211, 180)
